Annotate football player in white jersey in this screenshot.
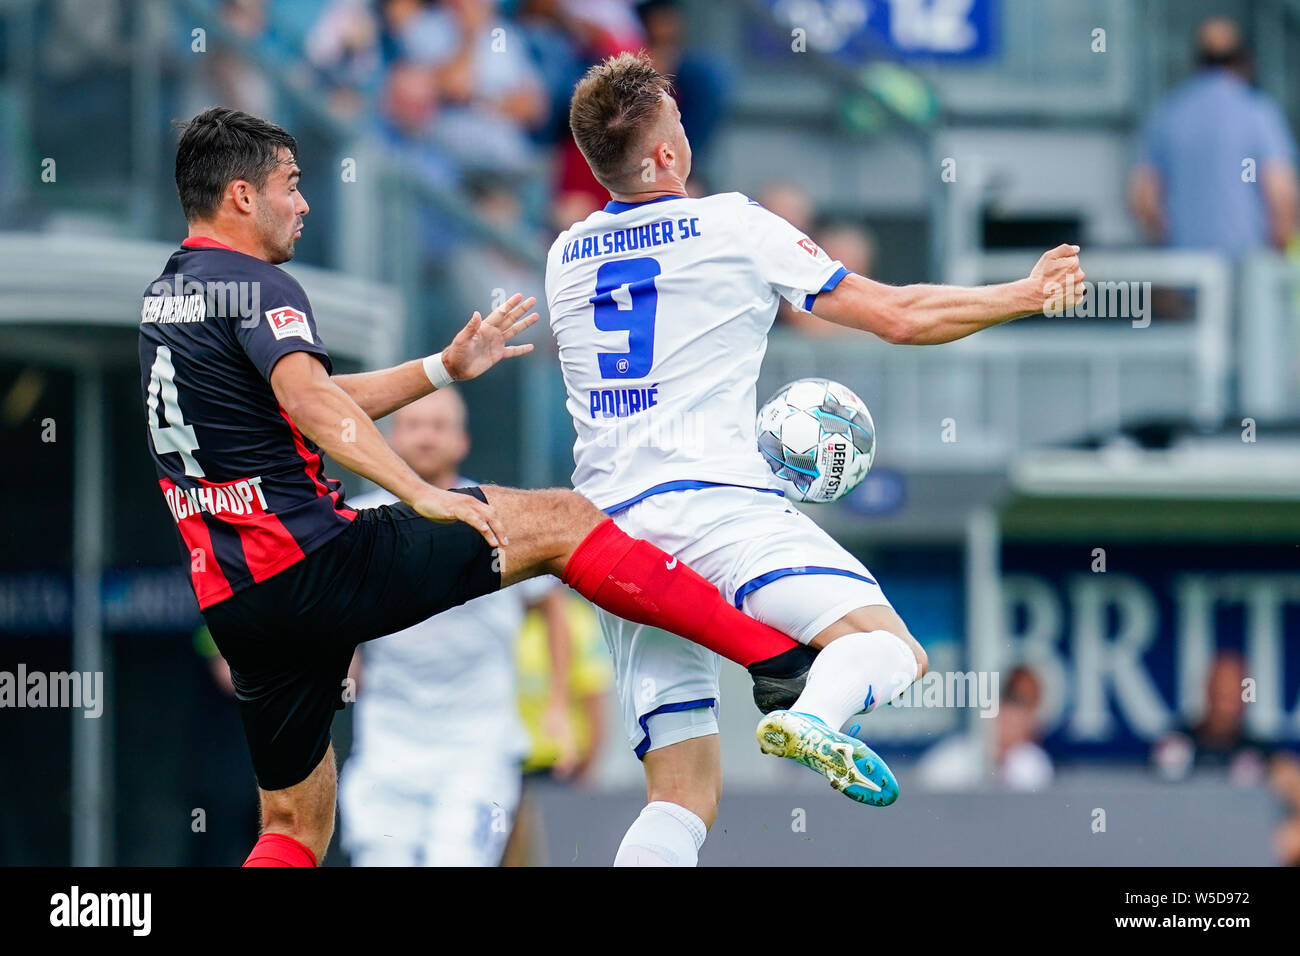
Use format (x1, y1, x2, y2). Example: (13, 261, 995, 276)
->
(339, 388, 571, 866)
(546, 52, 1085, 866)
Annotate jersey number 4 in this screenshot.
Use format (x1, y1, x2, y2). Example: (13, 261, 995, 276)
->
(146, 345, 205, 477)
(589, 257, 661, 379)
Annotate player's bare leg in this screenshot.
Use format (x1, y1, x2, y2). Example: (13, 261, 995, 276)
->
(477, 486, 816, 705)
(809, 605, 927, 663)
(614, 735, 721, 867)
(243, 745, 337, 866)
(643, 734, 723, 826)
(483, 486, 604, 585)
(757, 605, 928, 806)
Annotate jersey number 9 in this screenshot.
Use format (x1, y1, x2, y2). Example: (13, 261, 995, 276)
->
(589, 257, 661, 380)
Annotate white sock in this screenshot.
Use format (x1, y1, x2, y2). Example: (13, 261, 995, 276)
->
(791, 630, 919, 730)
(613, 801, 707, 867)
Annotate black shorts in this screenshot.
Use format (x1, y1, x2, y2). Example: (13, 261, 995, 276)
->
(201, 489, 500, 790)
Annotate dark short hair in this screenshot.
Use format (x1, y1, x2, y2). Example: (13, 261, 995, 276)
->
(569, 51, 673, 189)
(174, 107, 299, 222)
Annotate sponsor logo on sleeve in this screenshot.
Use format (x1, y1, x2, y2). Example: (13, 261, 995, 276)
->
(797, 237, 822, 258)
(266, 306, 313, 343)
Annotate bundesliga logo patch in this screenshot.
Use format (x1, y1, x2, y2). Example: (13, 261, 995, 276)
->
(797, 237, 821, 258)
(266, 306, 313, 343)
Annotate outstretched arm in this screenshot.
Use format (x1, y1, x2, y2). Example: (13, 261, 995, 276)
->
(811, 244, 1084, 345)
(333, 294, 539, 419)
(270, 351, 508, 548)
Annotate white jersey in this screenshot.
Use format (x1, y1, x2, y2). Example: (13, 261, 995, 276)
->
(545, 192, 848, 512)
(347, 487, 557, 768)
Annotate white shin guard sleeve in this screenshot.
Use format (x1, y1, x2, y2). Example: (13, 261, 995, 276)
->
(792, 630, 920, 730)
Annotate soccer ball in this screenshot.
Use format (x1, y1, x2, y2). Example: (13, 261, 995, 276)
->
(756, 377, 876, 503)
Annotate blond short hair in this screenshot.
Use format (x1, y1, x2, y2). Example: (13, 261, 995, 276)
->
(569, 51, 673, 190)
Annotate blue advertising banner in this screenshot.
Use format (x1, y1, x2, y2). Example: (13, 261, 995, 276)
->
(1001, 544, 1300, 758)
(0, 569, 200, 634)
(755, 0, 997, 61)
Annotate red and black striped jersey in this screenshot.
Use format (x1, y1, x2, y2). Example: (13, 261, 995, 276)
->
(139, 237, 356, 609)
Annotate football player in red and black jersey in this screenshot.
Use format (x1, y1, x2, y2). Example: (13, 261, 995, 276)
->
(141, 107, 820, 866)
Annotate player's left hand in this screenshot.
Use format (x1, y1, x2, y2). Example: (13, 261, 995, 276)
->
(441, 293, 539, 382)
(1026, 243, 1086, 311)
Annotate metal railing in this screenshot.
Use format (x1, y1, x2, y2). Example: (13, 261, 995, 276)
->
(1239, 250, 1300, 421)
(754, 249, 1234, 475)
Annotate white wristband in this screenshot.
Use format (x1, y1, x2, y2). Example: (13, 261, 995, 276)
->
(422, 351, 455, 389)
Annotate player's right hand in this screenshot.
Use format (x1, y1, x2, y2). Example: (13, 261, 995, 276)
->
(411, 486, 508, 550)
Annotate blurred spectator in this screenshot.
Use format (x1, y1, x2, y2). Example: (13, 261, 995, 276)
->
(40, 0, 127, 78)
(374, 59, 464, 269)
(502, 594, 613, 866)
(518, 0, 642, 103)
(1151, 650, 1270, 786)
(538, 0, 644, 59)
(534, 0, 646, 221)
(516, 1, 587, 145)
(184, 0, 275, 118)
(377, 59, 446, 161)
(304, 0, 385, 115)
(915, 665, 1054, 793)
(757, 179, 815, 234)
(1129, 17, 1298, 255)
(638, 0, 730, 162)
(396, 0, 547, 180)
(339, 389, 572, 867)
(1270, 751, 1300, 865)
(820, 220, 877, 277)
(448, 176, 546, 343)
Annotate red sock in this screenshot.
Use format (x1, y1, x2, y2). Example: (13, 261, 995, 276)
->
(242, 832, 318, 867)
(562, 518, 800, 667)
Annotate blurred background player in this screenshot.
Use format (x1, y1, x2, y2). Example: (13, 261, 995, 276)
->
(339, 388, 572, 866)
(502, 594, 612, 866)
